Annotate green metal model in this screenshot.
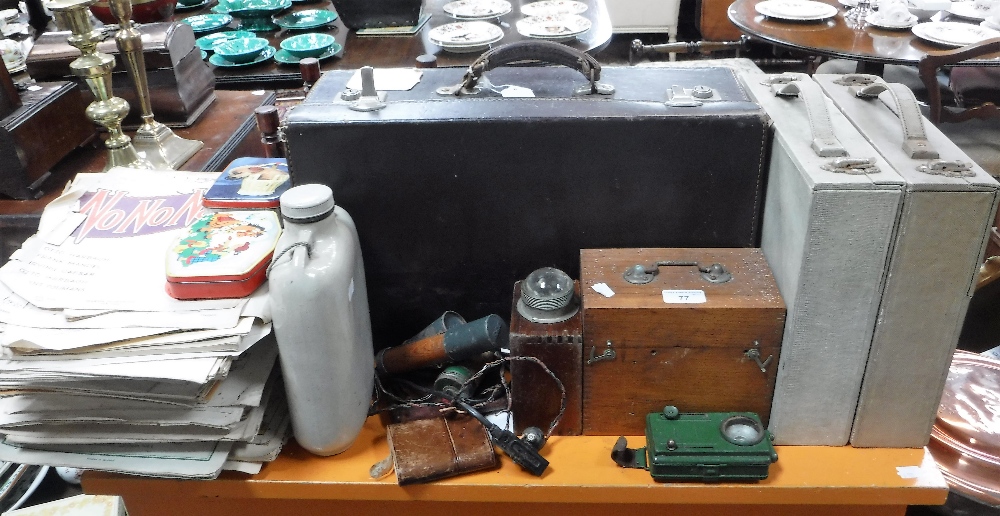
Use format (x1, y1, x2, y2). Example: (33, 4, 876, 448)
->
(612, 406, 778, 482)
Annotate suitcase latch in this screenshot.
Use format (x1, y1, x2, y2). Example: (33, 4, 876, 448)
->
(587, 340, 616, 365)
(347, 66, 387, 112)
(624, 261, 732, 285)
(917, 159, 975, 178)
(665, 85, 717, 107)
(820, 157, 881, 175)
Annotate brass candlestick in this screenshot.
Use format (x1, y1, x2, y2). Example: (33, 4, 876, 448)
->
(49, 0, 151, 172)
(110, 0, 203, 169)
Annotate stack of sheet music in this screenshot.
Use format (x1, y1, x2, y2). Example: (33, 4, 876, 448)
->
(0, 169, 290, 479)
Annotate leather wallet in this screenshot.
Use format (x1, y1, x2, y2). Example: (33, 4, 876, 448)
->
(386, 414, 498, 485)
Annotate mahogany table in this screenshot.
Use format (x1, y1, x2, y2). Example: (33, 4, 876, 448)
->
(0, 89, 275, 263)
(727, 0, 1000, 74)
(176, 0, 614, 88)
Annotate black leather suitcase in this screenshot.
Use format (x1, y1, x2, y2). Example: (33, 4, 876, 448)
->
(284, 43, 770, 348)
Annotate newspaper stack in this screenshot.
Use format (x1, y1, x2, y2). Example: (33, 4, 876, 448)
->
(0, 169, 290, 479)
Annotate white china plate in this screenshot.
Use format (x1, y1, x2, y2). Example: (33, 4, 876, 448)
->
(520, 0, 588, 16)
(981, 17, 1000, 28)
(515, 13, 591, 40)
(443, 0, 512, 19)
(912, 20, 1000, 44)
(755, 0, 839, 19)
(947, 1, 991, 19)
(428, 20, 505, 46)
(866, 11, 919, 26)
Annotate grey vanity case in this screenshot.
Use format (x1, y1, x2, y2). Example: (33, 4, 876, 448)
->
(815, 74, 1000, 448)
(741, 73, 905, 446)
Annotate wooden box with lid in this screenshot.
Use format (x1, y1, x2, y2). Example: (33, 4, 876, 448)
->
(579, 248, 785, 436)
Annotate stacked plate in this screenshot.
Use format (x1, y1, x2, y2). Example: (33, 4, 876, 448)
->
(515, 13, 591, 41)
(865, 6, 919, 28)
(443, 0, 512, 19)
(428, 20, 504, 53)
(911, 20, 1000, 45)
(754, 0, 839, 19)
(520, 0, 588, 15)
(948, 0, 992, 19)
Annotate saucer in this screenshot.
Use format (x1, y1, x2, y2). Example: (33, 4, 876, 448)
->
(947, 1, 991, 19)
(754, 0, 839, 19)
(176, 0, 213, 11)
(4, 59, 25, 74)
(515, 13, 592, 40)
(273, 42, 341, 64)
(443, 0, 513, 19)
(520, 0, 588, 15)
(196, 30, 256, 50)
(181, 14, 234, 33)
(912, 20, 1000, 45)
(273, 9, 337, 29)
(209, 45, 275, 66)
(865, 12, 918, 27)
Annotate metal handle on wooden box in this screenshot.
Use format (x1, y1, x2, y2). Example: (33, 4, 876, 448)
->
(623, 261, 732, 285)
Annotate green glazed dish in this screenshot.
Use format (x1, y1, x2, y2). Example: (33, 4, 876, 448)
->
(209, 45, 276, 67)
(196, 30, 256, 51)
(279, 32, 335, 58)
(180, 14, 234, 33)
(213, 36, 270, 63)
(272, 8, 337, 30)
(273, 41, 341, 64)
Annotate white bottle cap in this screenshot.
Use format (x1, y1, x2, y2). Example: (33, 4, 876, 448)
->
(280, 184, 335, 223)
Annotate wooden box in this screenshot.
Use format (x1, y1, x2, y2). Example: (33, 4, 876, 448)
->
(509, 280, 583, 436)
(580, 248, 785, 436)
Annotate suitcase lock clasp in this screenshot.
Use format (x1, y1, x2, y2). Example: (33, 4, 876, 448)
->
(665, 85, 715, 107)
(917, 160, 974, 178)
(624, 261, 732, 285)
(587, 340, 617, 365)
(744, 341, 772, 374)
(347, 66, 387, 112)
(820, 157, 881, 175)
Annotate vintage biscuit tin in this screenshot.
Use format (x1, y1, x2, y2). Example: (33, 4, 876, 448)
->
(203, 158, 291, 209)
(166, 211, 281, 299)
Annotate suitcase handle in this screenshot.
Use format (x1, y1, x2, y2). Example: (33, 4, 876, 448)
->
(834, 74, 939, 160)
(437, 41, 612, 96)
(769, 77, 848, 158)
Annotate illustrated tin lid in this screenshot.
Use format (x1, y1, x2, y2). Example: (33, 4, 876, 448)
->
(203, 157, 291, 209)
(166, 211, 282, 282)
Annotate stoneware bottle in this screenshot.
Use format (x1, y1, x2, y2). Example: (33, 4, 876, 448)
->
(269, 184, 373, 456)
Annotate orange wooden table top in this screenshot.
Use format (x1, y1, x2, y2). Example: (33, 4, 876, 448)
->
(82, 416, 948, 516)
